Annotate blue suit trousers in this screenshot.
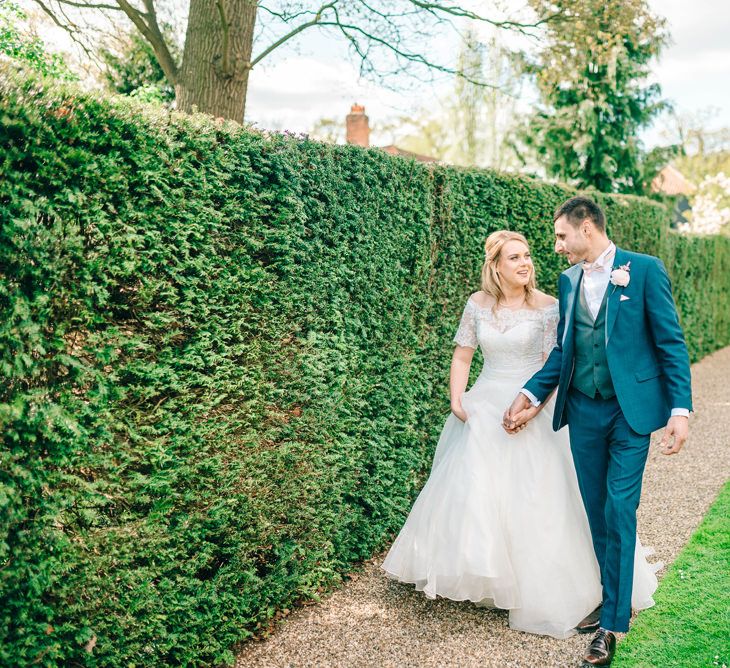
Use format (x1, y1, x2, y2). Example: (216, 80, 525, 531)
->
(566, 388, 651, 632)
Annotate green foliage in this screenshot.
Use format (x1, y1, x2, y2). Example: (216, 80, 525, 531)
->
(673, 150, 730, 235)
(1, 71, 729, 666)
(613, 481, 730, 668)
(0, 1, 74, 79)
(524, 0, 669, 194)
(99, 27, 178, 103)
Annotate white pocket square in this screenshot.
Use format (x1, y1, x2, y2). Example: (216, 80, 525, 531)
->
(620, 295, 631, 301)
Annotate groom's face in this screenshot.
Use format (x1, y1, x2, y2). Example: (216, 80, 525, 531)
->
(554, 215, 589, 265)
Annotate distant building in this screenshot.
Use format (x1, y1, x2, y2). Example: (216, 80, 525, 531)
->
(345, 104, 437, 163)
(346, 104, 371, 148)
(651, 165, 695, 197)
(651, 165, 695, 227)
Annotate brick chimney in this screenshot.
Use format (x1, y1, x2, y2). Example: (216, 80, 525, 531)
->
(346, 104, 370, 147)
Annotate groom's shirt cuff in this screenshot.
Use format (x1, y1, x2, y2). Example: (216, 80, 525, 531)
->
(519, 393, 689, 416)
(520, 388, 541, 407)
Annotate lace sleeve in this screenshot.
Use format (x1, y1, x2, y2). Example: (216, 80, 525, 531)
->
(453, 299, 478, 349)
(542, 302, 560, 360)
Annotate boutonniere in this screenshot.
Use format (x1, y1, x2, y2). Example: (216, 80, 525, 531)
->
(610, 261, 631, 287)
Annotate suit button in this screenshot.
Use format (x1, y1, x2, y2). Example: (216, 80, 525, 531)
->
(594, 343, 599, 348)
(594, 362, 600, 367)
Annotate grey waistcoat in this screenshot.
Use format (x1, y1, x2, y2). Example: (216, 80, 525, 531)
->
(571, 283, 616, 399)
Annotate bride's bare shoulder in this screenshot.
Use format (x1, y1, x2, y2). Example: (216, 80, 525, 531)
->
(531, 290, 558, 308)
(469, 290, 495, 309)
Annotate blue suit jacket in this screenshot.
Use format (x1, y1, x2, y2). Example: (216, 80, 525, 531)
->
(524, 247, 693, 435)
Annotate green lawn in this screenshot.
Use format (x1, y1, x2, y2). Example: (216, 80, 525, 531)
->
(613, 481, 730, 668)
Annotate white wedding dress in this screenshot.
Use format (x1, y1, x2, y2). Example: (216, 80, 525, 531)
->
(381, 297, 660, 639)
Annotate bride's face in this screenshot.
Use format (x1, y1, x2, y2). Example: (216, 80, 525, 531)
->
(497, 240, 533, 289)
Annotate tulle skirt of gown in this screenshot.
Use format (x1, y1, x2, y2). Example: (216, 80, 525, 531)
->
(380, 367, 661, 639)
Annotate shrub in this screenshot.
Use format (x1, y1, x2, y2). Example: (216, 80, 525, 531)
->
(1, 71, 728, 666)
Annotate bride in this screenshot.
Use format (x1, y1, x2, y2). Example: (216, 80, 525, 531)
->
(380, 230, 659, 639)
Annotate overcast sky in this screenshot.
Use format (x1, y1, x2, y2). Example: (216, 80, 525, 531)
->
(243, 0, 730, 147)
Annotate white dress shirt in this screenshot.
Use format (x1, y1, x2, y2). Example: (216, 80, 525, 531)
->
(582, 242, 616, 319)
(520, 240, 689, 417)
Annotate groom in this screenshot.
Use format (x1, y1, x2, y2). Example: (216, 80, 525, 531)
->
(504, 196, 692, 667)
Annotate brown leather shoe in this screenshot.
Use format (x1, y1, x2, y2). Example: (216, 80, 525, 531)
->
(582, 629, 616, 666)
(576, 603, 603, 634)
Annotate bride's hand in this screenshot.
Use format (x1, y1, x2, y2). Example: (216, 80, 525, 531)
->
(502, 393, 530, 431)
(451, 401, 468, 423)
(502, 405, 541, 434)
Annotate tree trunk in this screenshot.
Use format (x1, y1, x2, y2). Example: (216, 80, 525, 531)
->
(176, 0, 257, 123)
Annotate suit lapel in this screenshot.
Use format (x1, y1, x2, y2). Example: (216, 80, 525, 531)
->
(605, 247, 627, 344)
(561, 264, 583, 347)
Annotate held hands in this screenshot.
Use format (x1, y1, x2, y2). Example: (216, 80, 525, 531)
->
(502, 393, 540, 434)
(660, 415, 689, 455)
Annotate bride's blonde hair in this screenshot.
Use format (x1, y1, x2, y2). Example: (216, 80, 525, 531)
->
(481, 230, 536, 308)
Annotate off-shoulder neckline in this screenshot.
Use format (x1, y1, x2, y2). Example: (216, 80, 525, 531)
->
(467, 296, 558, 313)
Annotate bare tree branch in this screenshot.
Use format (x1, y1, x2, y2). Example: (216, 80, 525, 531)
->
(409, 1, 559, 32)
(54, 0, 122, 11)
(356, 0, 421, 22)
(324, 3, 499, 88)
(114, 0, 179, 84)
(250, 1, 339, 69)
(257, 3, 327, 22)
(337, 22, 492, 87)
(33, 0, 103, 64)
(140, 0, 179, 79)
(250, 0, 549, 89)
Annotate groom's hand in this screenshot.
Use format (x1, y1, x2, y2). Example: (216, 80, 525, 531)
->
(504, 406, 540, 434)
(660, 415, 689, 455)
(502, 393, 532, 433)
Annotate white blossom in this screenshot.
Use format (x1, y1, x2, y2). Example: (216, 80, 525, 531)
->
(678, 172, 730, 235)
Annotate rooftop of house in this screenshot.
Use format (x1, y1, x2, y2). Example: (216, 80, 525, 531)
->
(379, 144, 438, 163)
(345, 104, 437, 164)
(651, 164, 696, 196)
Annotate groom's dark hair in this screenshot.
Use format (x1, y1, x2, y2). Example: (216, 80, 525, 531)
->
(554, 196, 606, 232)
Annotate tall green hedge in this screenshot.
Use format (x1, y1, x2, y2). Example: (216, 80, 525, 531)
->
(1, 72, 729, 667)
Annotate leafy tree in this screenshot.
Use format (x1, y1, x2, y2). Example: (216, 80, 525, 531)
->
(522, 0, 668, 194)
(99, 26, 178, 102)
(662, 109, 730, 235)
(30, 0, 555, 123)
(0, 0, 73, 78)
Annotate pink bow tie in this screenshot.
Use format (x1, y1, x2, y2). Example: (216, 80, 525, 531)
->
(582, 261, 606, 276)
(582, 250, 616, 276)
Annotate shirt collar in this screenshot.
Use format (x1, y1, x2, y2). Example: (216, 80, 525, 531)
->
(591, 241, 616, 269)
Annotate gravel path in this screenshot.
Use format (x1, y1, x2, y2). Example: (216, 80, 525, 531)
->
(237, 346, 730, 668)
